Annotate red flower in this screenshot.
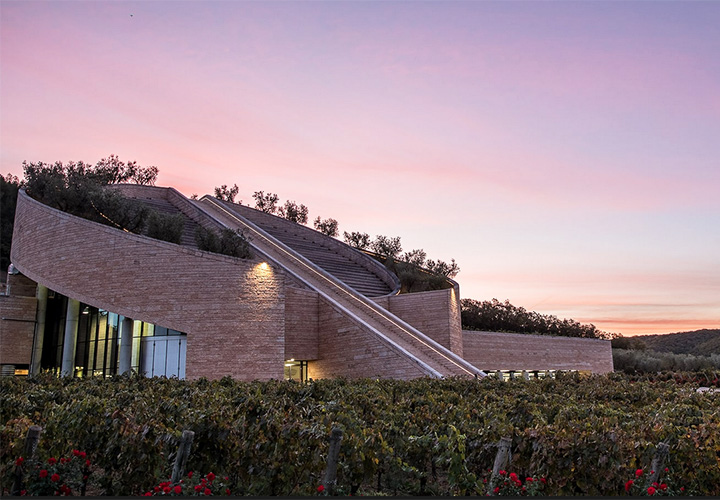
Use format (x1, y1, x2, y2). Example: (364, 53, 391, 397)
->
(48, 458, 57, 465)
(72, 450, 80, 457)
(509, 472, 518, 481)
(39, 470, 48, 479)
(174, 485, 182, 494)
(635, 469, 643, 477)
(317, 485, 325, 493)
(154, 487, 160, 492)
(195, 485, 202, 493)
(526, 477, 533, 482)
(163, 486, 171, 494)
(660, 484, 668, 491)
(664, 468, 669, 473)
(499, 470, 507, 476)
(51, 473, 60, 482)
(79, 451, 86, 459)
(540, 477, 547, 484)
(652, 482, 659, 488)
(15, 457, 24, 466)
(625, 480, 634, 492)
(188, 471, 194, 479)
(85, 459, 91, 467)
(680, 487, 685, 492)
(144, 493, 152, 497)
(493, 487, 500, 494)
(207, 472, 216, 482)
(204, 488, 212, 496)
(647, 486, 656, 496)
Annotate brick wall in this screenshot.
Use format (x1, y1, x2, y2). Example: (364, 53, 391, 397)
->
(308, 297, 428, 380)
(284, 286, 319, 360)
(462, 330, 614, 374)
(372, 288, 464, 356)
(11, 191, 287, 380)
(0, 295, 36, 365)
(6, 272, 37, 298)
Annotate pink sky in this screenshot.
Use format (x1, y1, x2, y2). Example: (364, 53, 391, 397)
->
(2, 1, 718, 336)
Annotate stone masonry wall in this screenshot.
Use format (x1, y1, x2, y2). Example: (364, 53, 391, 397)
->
(463, 330, 614, 373)
(0, 295, 37, 365)
(308, 297, 428, 380)
(372, 288, 464, 357)
(11, 191, 286, 380)
(284, 286, 319, 361)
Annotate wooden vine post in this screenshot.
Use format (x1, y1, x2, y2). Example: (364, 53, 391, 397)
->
(648, 442, 670, 484)
(488, 436, 512, 496)
(323, 427, 343, 495)
(12, 425, 42, 495)
(171, 430, 195, 484)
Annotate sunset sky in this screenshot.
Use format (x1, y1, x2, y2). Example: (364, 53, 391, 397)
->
(1, 1, 718, 336)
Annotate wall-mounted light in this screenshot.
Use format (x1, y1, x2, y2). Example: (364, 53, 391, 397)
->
(260, 262, 268, 270)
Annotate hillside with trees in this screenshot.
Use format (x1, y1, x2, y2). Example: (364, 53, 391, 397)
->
(632, 329, 720, 356)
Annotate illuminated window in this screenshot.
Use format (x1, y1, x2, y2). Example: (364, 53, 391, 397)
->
(284, 360, 307, 382)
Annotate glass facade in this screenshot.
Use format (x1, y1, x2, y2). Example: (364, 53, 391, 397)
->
(40, 290, 186, 378)
(284, 360, 308, 382)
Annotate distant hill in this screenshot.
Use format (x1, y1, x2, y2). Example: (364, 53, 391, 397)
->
(635, 329, 720, 356)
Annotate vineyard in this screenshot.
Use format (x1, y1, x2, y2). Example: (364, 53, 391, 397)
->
(2, 372, 720, 496)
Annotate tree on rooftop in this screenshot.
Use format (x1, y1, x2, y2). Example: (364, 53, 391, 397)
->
(343, 231, 370, 250)
(214, 184, 239, 203)
(278, 200, 308, 225)
(314, 217, 339, 237)
(1, 173, 22, 271)
(252, 191, 279, 214)
(371, 235, 402, 260)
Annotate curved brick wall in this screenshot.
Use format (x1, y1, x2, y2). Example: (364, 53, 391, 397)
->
(11, 191, 287, 380)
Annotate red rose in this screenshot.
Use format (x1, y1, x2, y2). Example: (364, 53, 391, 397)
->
(39, 470, 48, 478)
(526, 477, 533, 482)
(51, 473, 60, 482)
(652, 482, 659, 488)
(509, 472, 518, 481)
(499, 470, 506, 476)
(163, 486, 171, 494)
(174, 485, 182, 494)
(207, 472, 216, 482)
(635, 469, 643, 477)
(48, 458, 57, 465)
(664, 468, 669, 473)
(195, 485, 202, 493)
(204, 488, 212, 496)
(154, 487, 160, 492)
(681, 487, 685, 492)
(188, 471, 194, 479)
(80, 451, 86, 459)
(540, 477, 547, 484)
(15, 457, 24, 466)
(144, 493, 152, 497)
(625, 480, 634, 492)
(317, 485, 325, 493)
(225, 489, 230, 495)
(72, 450, 80, 457)
(647, 486, 656, 496)
(85, 459, 91, 467)
(660, 484, 668, 491)
(493, 487, 500, 494)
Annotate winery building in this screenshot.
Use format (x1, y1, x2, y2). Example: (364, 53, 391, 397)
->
(1, 185, 613, 380)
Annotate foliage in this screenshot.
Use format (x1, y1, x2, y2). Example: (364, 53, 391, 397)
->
(17, 157, 189, 246)
(194, 227, 252, 259)
(145, 212, 185, 245)
(144, 471, 230, 496)
(624, 466, 689, 496)
(461, 298, 613, 340)
(489, 471, 546, 496)
(252, 191, 279, 214)
(370, 235, 402, 260)
(612, 336, 648, 350)
(0, 173, 22, 271)
(313, 217, 339, 237)
(278, 200, 309, 225)
(343, 231, 370, 249)
(213, 184, 239, 203)
(634, 329, 720, 357)
(425, 258, 460, 279)
(2, 373, 720, 496)
(7, 449, 95, 496)
(613, 348, 720, 373)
